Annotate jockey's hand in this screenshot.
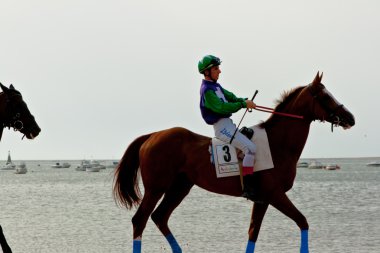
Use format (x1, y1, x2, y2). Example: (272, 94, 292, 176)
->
(245, 100, 256, 109)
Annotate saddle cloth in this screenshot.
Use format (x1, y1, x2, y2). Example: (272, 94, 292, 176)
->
(210, 125, 274, 178)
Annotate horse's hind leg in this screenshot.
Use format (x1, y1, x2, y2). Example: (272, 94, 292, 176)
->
(151, 173, 193, 253)
(0, 225, 12, 253)
(270, 192, 309, 253)
(131, 191, 165, 253)
(245, 202, 269, 253)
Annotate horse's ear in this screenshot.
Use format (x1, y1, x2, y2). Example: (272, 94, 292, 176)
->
(312, 71, 320, 84)
(10, 84, 15, 90)
(0, 82, 9, 93)
(319, 72, 323, 82)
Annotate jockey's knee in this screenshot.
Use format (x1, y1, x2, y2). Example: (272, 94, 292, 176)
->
(243, 142, 256, 156)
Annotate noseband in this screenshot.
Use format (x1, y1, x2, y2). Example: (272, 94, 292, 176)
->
(308, 84, 344, 132)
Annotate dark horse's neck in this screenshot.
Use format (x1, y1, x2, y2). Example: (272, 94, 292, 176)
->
(267, 118, 311, 162)
(0, 93, 5, 141)
(263, 112, 312, 189)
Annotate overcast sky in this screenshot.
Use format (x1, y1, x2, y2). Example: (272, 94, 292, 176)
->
(0, 0, 379, 160)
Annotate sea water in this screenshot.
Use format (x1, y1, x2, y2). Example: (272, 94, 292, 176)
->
(0, 158, 379, 253)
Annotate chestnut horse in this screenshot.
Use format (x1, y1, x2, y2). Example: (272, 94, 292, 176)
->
(0, 83, 41, 253)
(113, 73, 355, 253)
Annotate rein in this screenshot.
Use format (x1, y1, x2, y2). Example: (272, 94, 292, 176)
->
(252, 84, 344, 132)
(254, 105, 304, 119)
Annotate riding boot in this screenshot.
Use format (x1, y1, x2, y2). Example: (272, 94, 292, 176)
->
(241, 174, 262, 203)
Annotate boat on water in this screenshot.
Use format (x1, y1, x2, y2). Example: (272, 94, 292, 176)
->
(1, 151, 16, 170)
(86, 166, 101, 172)
(76, 160, 105, 172)
(366, 161, 380, 167)
(297, 161, 309, 168)
(1, 163, 16, 170)
(51, 162, 71, 168)
(90, 160, 106, 170)
(106, 161, 119, 169)
(308, 160, 323, 169)
(15, 162, 27, 174)
(323, 164, 341, 170)
(76, 160, 90, 171)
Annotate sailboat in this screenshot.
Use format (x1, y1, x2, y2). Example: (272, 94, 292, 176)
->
(1, 151, 16, 170)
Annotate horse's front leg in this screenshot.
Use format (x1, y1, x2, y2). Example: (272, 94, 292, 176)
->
(269, 192, 309, 253)
(245, 202, 269, 253)
(0, 225, 12, 253)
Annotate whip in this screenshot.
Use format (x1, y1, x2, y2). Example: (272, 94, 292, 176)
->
(229, 90, 258, 144)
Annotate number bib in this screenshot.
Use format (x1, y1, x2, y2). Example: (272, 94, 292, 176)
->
(211, 138, 240, 178)
(210, 125, 274, 178)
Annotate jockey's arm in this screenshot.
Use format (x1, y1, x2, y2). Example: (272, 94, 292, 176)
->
(204, 90, 246, 114)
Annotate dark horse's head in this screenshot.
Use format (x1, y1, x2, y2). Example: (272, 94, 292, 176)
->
(0, 83, 41, 140)
(304, 72, 355, 130)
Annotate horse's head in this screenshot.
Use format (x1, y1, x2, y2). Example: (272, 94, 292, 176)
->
(0, 83, 41, 139)
(307, 72, 355, 130)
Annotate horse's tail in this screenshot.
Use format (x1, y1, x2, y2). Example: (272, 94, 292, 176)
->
(113, 133, 152, 209)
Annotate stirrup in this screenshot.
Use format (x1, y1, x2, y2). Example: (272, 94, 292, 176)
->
(242, 193, 264, 204)
(241, 188, 263, 204)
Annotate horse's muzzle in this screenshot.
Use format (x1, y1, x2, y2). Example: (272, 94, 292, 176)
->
(24, 125, 41, 139)
(333, 108, 355, 129)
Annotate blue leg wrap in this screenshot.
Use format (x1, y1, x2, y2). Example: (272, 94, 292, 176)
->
(245, 240, 256, 253)
(300, 229, 309, 253)
(133, 239, 141, 253)
(165, 233, 182, 253)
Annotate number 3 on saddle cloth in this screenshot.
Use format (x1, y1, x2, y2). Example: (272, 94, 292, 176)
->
(210, 125, 274, 178)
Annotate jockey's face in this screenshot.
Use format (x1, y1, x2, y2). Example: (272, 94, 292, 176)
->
(207, 65, 221, 82)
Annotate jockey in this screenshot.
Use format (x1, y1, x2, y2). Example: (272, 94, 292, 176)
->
(198, 55, 260, 202)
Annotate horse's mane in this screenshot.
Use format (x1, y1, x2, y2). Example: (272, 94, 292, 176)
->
(0, 90, 21, 97)
(11, 90, 22, 97)
(5, 89, 22, 97)
(259, 86, 305, 128)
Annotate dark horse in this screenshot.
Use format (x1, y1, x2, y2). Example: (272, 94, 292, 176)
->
(113, 73, 355, 253)
(0, 82, 41, 253)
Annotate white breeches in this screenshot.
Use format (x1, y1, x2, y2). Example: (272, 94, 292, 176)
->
(213, 118, 256, 167)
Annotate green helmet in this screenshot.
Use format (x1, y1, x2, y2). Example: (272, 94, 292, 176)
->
(198, 55, 221, 74)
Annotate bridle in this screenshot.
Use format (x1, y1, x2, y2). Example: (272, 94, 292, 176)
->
(2, 92, 25, 134)
(307, 83, 344, 132)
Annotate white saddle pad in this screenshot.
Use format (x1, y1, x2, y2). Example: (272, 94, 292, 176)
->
(211, 125, 274, 178)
